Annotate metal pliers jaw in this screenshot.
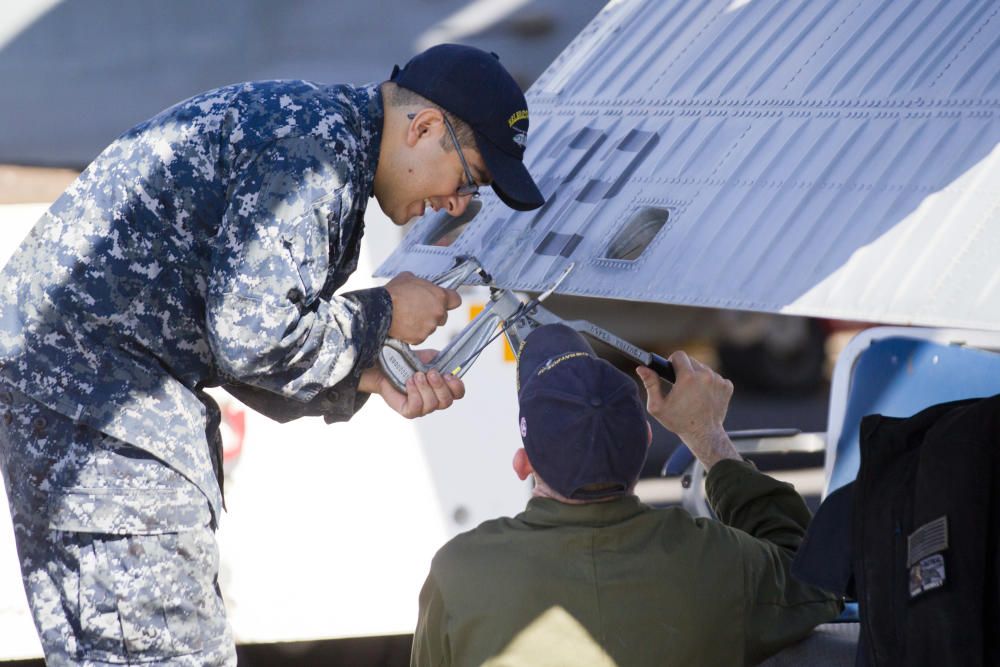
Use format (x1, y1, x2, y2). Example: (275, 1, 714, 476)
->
(377, 257, 675, 392)
(377, 256, 515, 392)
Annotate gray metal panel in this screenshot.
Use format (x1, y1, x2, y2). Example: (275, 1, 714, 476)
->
(377, 0, 1000, 331)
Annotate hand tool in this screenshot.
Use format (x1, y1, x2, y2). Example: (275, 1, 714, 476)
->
(378, 256, 675, 391)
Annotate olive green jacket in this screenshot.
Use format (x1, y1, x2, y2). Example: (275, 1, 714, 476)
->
(411, 460, 841, 667)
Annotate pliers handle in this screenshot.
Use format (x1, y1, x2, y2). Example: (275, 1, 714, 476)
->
(503, 302, 676, 384)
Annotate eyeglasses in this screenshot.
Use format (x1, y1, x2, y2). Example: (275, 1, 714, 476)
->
(442, 114, 480, 198)
(409, 112, 480, 198)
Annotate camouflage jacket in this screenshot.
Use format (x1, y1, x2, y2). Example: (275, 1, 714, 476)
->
(0, 81, 392, 518)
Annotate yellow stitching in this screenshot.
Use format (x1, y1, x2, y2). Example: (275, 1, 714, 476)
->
(515, 339, 528, 394)
(518, 350, 589, 393)
(537, 352, 589, 376)
(507, 109, 529, 127)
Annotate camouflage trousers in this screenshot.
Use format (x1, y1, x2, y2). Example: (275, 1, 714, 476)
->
(0, 388, 236, 665)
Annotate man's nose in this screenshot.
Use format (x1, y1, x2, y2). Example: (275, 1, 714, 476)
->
(446, 194, 470, 217)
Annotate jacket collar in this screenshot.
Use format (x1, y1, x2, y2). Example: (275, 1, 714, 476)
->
(516, 495, 649, 528)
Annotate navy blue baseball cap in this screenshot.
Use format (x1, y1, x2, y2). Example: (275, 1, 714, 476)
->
(390, 44, 545, 211)
(517, 324, 650, 500)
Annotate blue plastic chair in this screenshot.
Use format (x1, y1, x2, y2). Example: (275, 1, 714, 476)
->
(824, 327, 1000, 497)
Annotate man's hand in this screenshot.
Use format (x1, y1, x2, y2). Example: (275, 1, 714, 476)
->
(637, 351, 741, 470)
(359, 349, 466, 419)
(385, 272, 461, 345)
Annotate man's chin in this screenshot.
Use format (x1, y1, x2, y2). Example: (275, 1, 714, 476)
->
(385, 209, 408, 226)
(401, 208, 430, 227)
(384, 202, 427, 226)
(372, 198, 407, 226)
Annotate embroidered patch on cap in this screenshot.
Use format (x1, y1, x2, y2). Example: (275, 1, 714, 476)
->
(520, 416, 527, 438)
(507, 109, 528, 127)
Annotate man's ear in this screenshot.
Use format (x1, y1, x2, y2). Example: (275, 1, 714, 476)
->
(513, 448, 534, 481)
(405, 108, 444, 147)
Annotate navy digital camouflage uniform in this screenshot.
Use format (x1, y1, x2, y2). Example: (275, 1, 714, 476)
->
(0, 80, 391, 664)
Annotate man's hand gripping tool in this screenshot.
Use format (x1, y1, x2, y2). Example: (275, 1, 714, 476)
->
(378, 256, 676, 391)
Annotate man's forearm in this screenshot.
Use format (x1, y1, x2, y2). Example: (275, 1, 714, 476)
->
(684, 428, 742, 470)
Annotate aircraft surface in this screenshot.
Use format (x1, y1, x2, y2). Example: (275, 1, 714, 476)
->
(379, 0, 1000, 333)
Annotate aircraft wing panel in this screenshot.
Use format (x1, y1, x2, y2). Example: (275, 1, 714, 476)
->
(377, 0, 1000, 331)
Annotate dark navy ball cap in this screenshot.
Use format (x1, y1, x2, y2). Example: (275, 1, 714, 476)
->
(390, 44, 545, 211)
(516, 324, 649, 500)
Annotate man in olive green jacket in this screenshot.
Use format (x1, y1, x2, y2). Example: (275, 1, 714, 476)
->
(411, 324, 841, 667)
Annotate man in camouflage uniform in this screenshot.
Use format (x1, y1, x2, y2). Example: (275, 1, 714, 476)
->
(0, 44, 543, 665)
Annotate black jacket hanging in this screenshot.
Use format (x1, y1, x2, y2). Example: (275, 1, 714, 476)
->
(794, 394, 1000, 666)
